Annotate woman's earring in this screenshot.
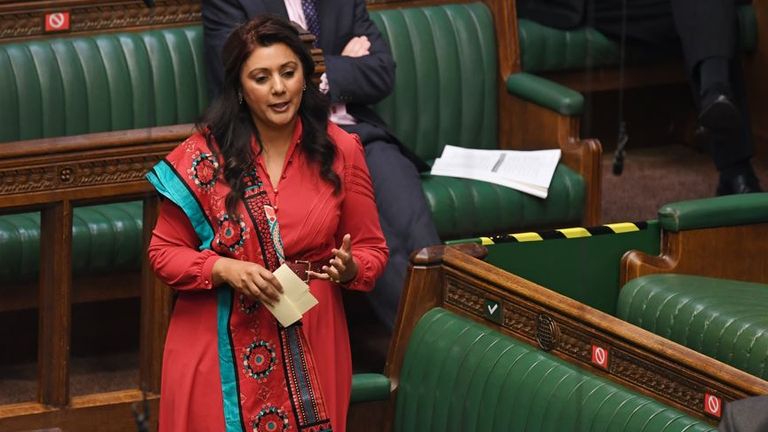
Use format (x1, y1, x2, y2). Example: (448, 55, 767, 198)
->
(302, 84, 307, 92)
(237, 90, 243, 104)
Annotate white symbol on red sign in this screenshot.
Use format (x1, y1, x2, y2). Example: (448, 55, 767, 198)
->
(591, 345, 609, 369)
(45, 12, 70, 32)
(704, 393, 722, 418)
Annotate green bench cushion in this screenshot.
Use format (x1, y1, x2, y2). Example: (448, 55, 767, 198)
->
(519, 5, 757, 73)
(371, 3, 585, 239)
(0, 202, 143, 283)
(618, 274, 768, 380)
(0, 26, 207, 143)
(396, 308, 715, 432)
(422, 163, 584, 240)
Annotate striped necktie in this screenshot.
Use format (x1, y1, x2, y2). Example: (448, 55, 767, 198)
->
(301, 0, 321, 43)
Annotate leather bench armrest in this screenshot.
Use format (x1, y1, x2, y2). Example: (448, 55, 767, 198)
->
(350, 373, 391, 403)
(659, 193, 768, 232)
(506, 72, 584, 116)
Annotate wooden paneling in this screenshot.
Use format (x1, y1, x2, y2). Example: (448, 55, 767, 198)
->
(622, 223, 768, 286)
(0, 124, 186, 431)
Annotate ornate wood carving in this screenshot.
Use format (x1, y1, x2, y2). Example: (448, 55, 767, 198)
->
(0, 0, 200, 41)
(0, 155, 161, 196)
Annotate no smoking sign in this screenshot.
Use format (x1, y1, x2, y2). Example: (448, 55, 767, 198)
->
(703, 392, 722, 418)
(45, 12, 71, 33)
(591, 345, 609, 369)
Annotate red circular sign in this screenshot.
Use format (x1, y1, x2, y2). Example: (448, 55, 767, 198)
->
(47, 13, 65, 29)
(706, 395, 720, 414)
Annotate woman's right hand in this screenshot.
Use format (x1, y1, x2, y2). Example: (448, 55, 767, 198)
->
(212, 257, 284, 306)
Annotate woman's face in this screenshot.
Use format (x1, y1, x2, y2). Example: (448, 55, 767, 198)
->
(240, 42, 305, 135)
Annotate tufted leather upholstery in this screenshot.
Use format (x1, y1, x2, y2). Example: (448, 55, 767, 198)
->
(0, 26, 207, 142)
(370, 4, 497, 161)
(618, 274, 768, 381)
(396, 308, 715, 431)
(371, 3, 585, 239)
(0, 202, 143, 283)
(518, 5, 757, 73)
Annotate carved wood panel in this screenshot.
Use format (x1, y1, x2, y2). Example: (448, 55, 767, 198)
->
(0, 0, 200, 41)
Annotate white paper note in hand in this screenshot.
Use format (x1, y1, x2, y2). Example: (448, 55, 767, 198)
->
(265, 264, 319, 327)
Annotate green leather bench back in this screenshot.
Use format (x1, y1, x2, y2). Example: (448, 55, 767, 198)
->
(0, 26, 207, 142)
(518, 5, 757, 73)
(0, 202, 143, 283)
(397, 308, 715, 432)
(618, 274, 768, 381)
(453, 221, 661, 314)
(370, 3, 497, 162)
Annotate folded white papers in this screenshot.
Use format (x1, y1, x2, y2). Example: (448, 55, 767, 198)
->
(430, 145, 561, 198)
(266, 264, 319, 327)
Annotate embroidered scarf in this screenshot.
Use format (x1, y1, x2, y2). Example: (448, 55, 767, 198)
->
(147, 133, 333, 432)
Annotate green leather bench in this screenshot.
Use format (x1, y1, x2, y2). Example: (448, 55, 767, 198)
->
(356, 307, 715, 431)
(0, 26, 207, 286)
(618, 274, 768, 381)
(507, 5, 758, 116)
(0, 2, 594, 287)
(452, 193, 768, 386)
(614, 193, 768, 381)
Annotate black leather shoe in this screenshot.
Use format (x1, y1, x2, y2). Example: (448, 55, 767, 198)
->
(716, 171, 763, 195)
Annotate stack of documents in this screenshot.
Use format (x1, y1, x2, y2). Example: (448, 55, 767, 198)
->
(268, 264, 319, 327)
(430, 145, 561, 198)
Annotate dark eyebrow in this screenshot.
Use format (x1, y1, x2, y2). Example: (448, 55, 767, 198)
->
(246, 60, 299, 76)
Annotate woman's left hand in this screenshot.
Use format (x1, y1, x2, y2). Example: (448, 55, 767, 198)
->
(308, 233, 358, 284)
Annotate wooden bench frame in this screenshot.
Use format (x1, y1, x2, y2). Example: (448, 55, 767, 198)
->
(380, 244, 768, 429)
(0, 125, 189, 431)
(621, 221, 768, 286)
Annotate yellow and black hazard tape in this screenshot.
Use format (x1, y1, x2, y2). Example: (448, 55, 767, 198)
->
(478, 221, 648, 245)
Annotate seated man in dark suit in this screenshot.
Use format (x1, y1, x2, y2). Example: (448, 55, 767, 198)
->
(202, 0, 440, 330)
(518, 0, 762, 195)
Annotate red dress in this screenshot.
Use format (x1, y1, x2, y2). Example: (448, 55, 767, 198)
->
(148, 121, 388, 432)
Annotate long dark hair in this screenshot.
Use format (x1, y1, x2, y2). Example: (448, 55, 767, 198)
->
(197, 15, 340, 216)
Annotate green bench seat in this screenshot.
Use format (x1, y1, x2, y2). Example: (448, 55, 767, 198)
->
(372, 308, 715, 431)
(0, 202, 143, 283)
(618, 274, 768, 381)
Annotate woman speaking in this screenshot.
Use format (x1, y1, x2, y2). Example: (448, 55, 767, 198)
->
(146, 15, 388, 432)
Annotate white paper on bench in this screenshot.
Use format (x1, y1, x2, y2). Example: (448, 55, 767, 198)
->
(430, 145, 561, 198)
(265, 264, 319, 327)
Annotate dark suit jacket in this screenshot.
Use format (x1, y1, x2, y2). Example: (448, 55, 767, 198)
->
(719, 396, 768, 432)
(202, 0, 395, 131)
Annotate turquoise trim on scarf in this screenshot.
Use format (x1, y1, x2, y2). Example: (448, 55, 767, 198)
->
(217, 287, 245, 432)
(146, 159, 214, 250)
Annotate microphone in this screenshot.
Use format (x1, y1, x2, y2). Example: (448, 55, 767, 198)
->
(142, 0, 156, 7)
